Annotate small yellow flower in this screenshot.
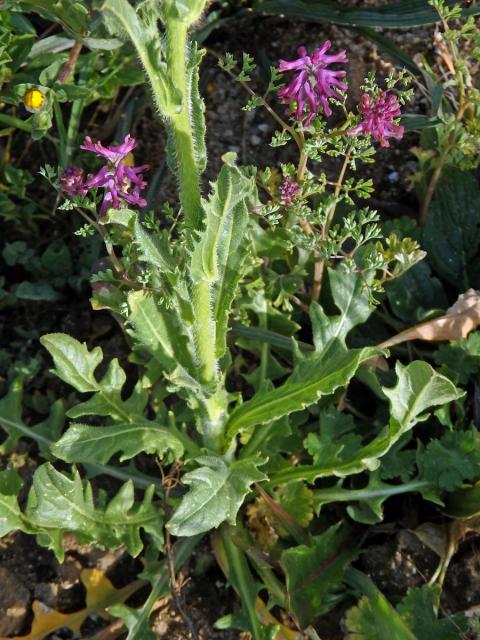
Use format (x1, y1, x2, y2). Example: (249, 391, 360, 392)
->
(23, 88, 46, 112)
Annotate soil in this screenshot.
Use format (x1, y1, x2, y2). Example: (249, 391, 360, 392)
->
(1, 5, 479, 640)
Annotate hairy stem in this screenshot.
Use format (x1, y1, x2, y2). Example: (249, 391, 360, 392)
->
(166, 19, 202, 232)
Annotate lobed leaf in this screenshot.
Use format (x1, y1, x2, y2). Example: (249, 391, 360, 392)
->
(226, 342, 379, 440)
(168, 455, 266, 537)
(51, 421, 183, 465)
(26, 464, 163, 559)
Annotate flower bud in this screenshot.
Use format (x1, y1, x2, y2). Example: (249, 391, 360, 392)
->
(23, 88, 46, 112)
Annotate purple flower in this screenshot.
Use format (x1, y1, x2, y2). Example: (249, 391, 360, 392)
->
(277, 42, 348, 125)
(280, 176, 301, 205)
(79, 135, 149, 216)
(60, 166, 88, 196)
(80, 134, 137, 164)
(348, 92, 404, 148)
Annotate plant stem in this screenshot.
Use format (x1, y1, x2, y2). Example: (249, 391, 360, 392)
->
(166, 19, 202, 232)
(311, 148, 352, 302)
(220, 526, 264, 640)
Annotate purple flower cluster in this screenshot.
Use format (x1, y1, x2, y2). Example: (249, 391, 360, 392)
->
(280, 176, 301, 205)
(277, 42, 348, 125)
(348, 93, 404, 147)
(61, 135, 149, 217)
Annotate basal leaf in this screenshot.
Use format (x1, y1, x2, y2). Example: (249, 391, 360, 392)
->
(51, 421, 184, 465)
(40, 333, 102, 393)
(270, 361, 462, 486)
(0, 468, 30, 537)
(168, 455, 266, 537)
(0, 379, 64, 454)
(383, 361, 464, 430)
(26, 464, 163, 559)
(226, 342, 379, 440)
(42, 334, 147, 423)
(310, 270, 372, 353)
(281, 522, 358, 627)
(344, 571, 416, 640)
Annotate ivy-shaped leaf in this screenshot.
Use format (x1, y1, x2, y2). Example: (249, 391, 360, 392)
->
(41, 334, 147, 423)
(26, 464, 163, 560)
(168, 455, 266, 537)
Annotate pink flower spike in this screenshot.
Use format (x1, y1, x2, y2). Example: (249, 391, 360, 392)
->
(348, 92, 405, 147)
(277, 41, 348, 124)
(280, 176, 301, 205)
(80, 134, 137, 165)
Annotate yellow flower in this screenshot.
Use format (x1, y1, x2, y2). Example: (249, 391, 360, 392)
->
(23, 88, 46, 112)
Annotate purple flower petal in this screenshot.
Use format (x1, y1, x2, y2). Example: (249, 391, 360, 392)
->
(277, 42, 348, 124)
(348, 92, 404, 147)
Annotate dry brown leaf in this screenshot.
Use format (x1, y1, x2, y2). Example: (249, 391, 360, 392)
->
(378, 289, 480, 350)
(4, 569, 142, 640)
(411, 516, 480, 587)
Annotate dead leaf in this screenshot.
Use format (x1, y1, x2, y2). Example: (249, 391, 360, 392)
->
(378, 289, 480, 349)
(4, 569, 143, 640)
(411, 516, 480, 587)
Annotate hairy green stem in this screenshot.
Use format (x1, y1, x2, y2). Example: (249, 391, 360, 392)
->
(166, 18, 202, 232)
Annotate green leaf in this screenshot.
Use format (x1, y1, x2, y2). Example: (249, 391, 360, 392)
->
(213, 195, 253, 359)
(397, 585, 468, 639)
(191, 157, 255, 283)
(281, 523, 358, 627)
(269, 361, 462, 485)
(26, 464, 163, 559)
(422, 170, 480, 287)
(133, 218, 175, 274)
(383, 361, 464, 431)
(276, 481, 313, 530)
(253, 0, 480, 28)
(226, 342, 379, 440)
(344, 569, 417, 640)
(420, 428, 480, 491)
(51, 421, 183, 465)
(310, 270, 372, 353)
(385, 261, 448, 323)
(434, 331, 480, 385)
(108, 604, 157, 640)
(168, 456, 266, 537)
(0, 468, 29, 537)
(127, 290, 196, 377)
(0, 379, 64, 454)
(41, 334, 147, 423)
(104, 0, 181, 116)
(40, 333, 102, 393)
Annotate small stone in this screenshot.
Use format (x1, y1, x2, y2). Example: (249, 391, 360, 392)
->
(250, 135, 262, 145)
